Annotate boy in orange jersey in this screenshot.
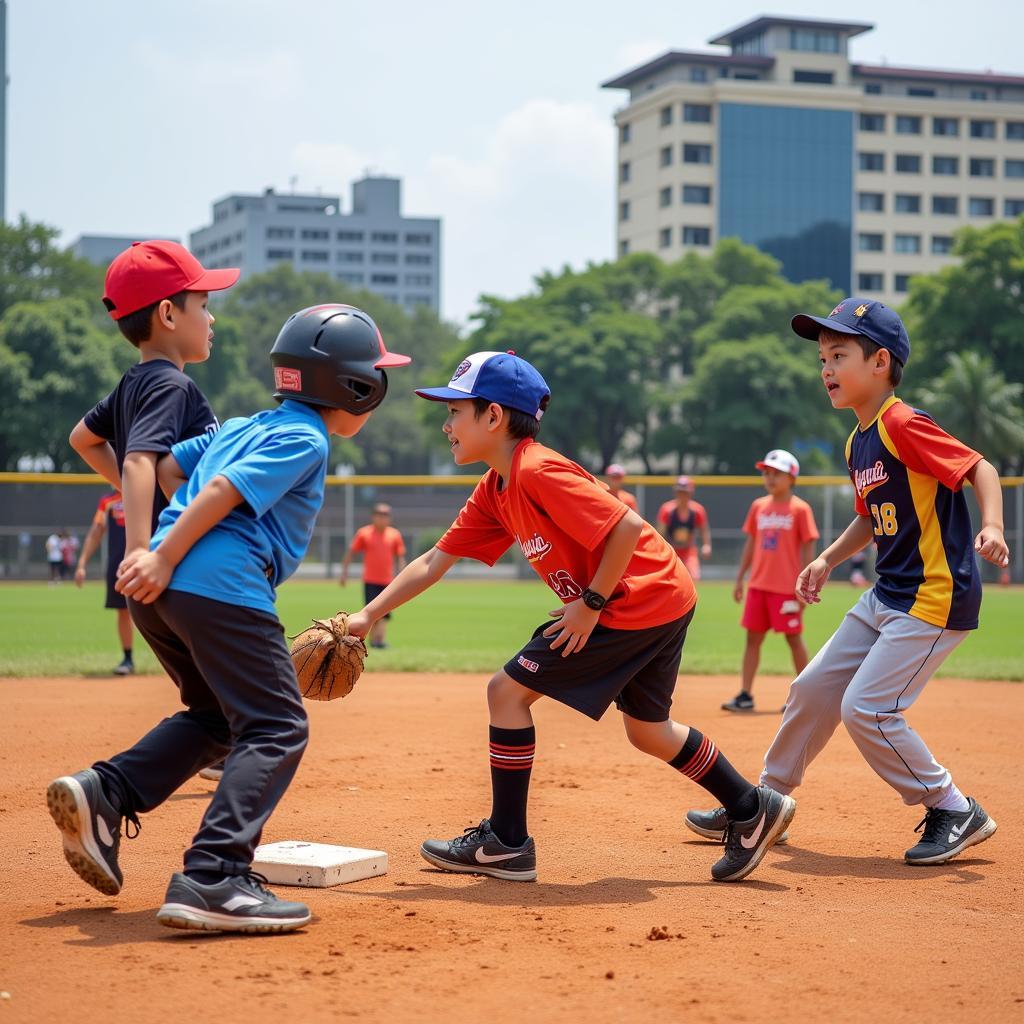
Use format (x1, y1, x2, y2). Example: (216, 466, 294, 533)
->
(347, 351, 794, 883)
(657, 476, 711, 579)
(725, 450, 818, 713)
(604, 463, 638, 510)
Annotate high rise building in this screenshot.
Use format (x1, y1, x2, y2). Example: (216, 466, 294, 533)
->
(69, 234, 181, 266)
(602, 16, 1024, 303)
(189, 176, 441, 314)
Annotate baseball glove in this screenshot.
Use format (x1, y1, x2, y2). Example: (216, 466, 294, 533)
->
(290, 611, 367, 701)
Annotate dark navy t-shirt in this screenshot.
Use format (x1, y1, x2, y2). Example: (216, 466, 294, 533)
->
(84, 360, 219, 530)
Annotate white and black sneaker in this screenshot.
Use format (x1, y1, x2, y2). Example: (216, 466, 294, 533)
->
(112, 657, 134, 676)
(46, 769, 139, 896)
(711, 787, 796, 882)
(157, 871, 311, 933)
(721, 691, 755, 713)
(685, 805, 789, 845)
(420, 819, 537, 881)
(198, 759, 225, 782)
(904, 798, 997, 866)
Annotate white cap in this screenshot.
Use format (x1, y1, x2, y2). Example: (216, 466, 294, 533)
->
(756, 449, 800, 478)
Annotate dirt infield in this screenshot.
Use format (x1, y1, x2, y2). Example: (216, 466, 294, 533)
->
(2, 672, 1020, 1023)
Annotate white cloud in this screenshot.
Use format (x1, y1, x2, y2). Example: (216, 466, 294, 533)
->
(287, 142, 402, 206)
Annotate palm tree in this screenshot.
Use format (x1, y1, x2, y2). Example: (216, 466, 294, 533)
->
(918, 352, 1024, 474)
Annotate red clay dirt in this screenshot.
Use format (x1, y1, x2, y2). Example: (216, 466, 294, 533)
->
(1, 672, 1020, 1023)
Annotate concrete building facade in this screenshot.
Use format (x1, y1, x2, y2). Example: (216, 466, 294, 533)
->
(69, 234, 181, 266)
(189, 176, 441, 314)
(603, 16, 1024, 304)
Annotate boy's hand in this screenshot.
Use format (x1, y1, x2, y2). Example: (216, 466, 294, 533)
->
(543, 600, 601, 657)
(345, 609, 372, 639)
(115, 550, 172, 604)
(797, 557, 831, 605)
(975, 526, 1009, 568)
(702, 543, 712, 558)
(74, 566, 86, 587)
(732, 580, 744, 603)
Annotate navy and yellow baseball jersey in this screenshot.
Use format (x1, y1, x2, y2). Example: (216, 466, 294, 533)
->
(846, 397, 982, 631)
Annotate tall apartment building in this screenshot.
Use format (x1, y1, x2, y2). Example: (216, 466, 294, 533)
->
(190, 176, 441, 314)
(603, 15, 1024, 304)
(69, 234, 181, 266)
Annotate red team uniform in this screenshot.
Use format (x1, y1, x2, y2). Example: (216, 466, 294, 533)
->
(658, 499, 708, 579)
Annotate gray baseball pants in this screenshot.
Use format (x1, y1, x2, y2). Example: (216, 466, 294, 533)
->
(760, 588, 968, 807)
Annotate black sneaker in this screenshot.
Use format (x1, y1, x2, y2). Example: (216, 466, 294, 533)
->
(722, 691, 755, 712)
(420, 819, 537, 881)
(112, 657, 134, 676)
(685, 805, 789, 845)
(904, 798, 997, 866)
(46, 769, 139, 896)
(198, 759, 225, 782)
(157, 871, 311, 933)
(711, 787, 796, 882)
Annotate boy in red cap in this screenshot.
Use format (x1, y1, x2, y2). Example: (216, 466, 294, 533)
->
(657, 476, 711, 580)
(725, 449, 819, 713)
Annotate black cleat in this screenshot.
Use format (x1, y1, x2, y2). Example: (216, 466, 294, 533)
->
(157, 871, 310, 933)
(711, 787, 795, 882)
(904, 798, 997, 865)
(721, 691, 755, 712)
(685, 805, 790, 845)
(46, 769, 138, 896)
(112, 657, 135, 676)
(420, 819, 537, 881)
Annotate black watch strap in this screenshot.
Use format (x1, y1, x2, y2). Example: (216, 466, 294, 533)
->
(581, 588, 607, 611)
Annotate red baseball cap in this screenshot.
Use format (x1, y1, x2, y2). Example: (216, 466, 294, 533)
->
(102, 240, 240, 320)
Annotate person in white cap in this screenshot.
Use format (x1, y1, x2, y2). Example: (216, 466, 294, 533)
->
(604, 464, 637, 511)
(725, 450, 819, 713)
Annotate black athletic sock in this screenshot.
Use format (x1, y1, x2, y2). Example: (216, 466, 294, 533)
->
(488, 725, 535, 847)
(123, 648, 133, 662)
(184, 869, 224, 886)
(669, 728, 759, 821)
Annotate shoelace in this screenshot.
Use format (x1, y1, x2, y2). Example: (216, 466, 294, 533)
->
(913, 807, 954, 844)
(237, 870, 274, 897)
(451, 822, 489, 849)
(123, 810, 141, 840)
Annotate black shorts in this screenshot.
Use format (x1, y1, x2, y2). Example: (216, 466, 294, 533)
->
(105, 569, 127, 610)
(503, 606, 695, 723)
(364, 582, 391, 619)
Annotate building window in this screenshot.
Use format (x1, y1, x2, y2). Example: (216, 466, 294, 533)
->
(682, 226, 711, 246)
(864, 82, 882, 94)
(1005, 199, 1024, 216)
(893, 234, 921, 254)
(1007, 122, 1024, 140)
(405, 273, 433, 286)
(970, 89, 988, 101)
(690, 67, 707, 83)
(619, 123, 631, 144)
(933, 117, 959, 137)
(932, 156, 959, 175)
(859, 113, 885, 132)
(337, 251, 364, 263)
(684, 103, 712, 123)
(301, 250, 329, 262)
(908, 87, 936, 97)
(301, 228, 328, 240)
(794, 70, 834, 85)
(931, 235, 954, 254)
(789, 28, 839, 52)
(969, 197, 994, 216)
(405, 253, 432, 265)
(858, 232, 884, 252)
(266, 226, 294, 239)
(857, 273, 884, 291)
(932, 195, 959, 215)
(858, 192, 885, 212)
(895, 115, 922, 135)
(895, 154, 921, 173)
(683, 185, 711, 204)
(336, 272, 364, 285)
(659, 186, 672, 208)
(735, 32, 767, 55)
(683, 144, 712, 164)
(371, 231, 398, 244)
(405, 232, 433, 244)
(619, 239, 630, 257)
(266, 248, 293, 260)
(970, 158, 996, 177)
(1006, 159, 1024, 178)
(660, 105, 673, 127)
(858, 152, 885, 172)
(619, 161, 631, 183)
(371, 252, 398, 264)
(660, 145, 673, 167)
(658, 227, 672, 249)
(894, 193, 921, 213)
(970, 119, 996, 139)
(370, 273, 398, 285)
(619, 200, 630, 222)
(894, 274, 911, 293)
(337, 230, 364, 242)
(733, 72, 759, 81)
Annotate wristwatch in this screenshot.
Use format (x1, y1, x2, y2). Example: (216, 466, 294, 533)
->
(581, 588, 608, 611)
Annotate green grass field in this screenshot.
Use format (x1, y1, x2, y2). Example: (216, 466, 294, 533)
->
(1, 579, 1021, 680)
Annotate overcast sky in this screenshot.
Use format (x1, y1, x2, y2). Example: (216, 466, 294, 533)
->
(9, 1, 1020, 325)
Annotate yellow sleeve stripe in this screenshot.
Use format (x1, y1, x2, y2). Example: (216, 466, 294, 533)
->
(906, 469, 954, 628)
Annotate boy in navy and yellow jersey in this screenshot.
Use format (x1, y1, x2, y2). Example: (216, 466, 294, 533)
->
(686, 298, 1009, 866)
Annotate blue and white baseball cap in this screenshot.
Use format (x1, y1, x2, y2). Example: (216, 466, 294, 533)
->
(415, 350, 551, 420)
(792, 297, 911, 366)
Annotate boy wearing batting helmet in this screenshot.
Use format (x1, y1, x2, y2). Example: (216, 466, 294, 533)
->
(347, 351, 795, 883)
(687, 299, 1008, 865)
(47, 305, 410, 933)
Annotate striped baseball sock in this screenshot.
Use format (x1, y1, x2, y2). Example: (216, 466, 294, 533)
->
(669, 728, 759, 821)
(488, 725, 535, 847)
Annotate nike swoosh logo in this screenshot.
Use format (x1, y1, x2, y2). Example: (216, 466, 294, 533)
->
(96, 816, 114, 848)
(948, 810, 976, 844)
(474, 848, 521, 864)
(740, 812, 768, 849)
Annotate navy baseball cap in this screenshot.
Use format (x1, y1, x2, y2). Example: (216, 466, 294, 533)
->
(791, 298, 911, 366)
(415, 350, 551, 420)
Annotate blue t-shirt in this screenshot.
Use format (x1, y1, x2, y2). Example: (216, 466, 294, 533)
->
(153, 400, 330, 613)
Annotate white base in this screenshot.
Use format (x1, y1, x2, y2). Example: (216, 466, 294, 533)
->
(253, 841, 388, 888)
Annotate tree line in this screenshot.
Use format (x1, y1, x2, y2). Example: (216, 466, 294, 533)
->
(0, 215, 1021, 476)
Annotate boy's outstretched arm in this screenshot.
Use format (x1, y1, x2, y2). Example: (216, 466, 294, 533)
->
(797, 514, 874, 605)
(69, 419, 121, 491)
(346, 546, 461, 636)
(966, 460, 1010, 567)
(116, 475, 245, 604)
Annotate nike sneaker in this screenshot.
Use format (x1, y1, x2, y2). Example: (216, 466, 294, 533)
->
(685, 805, 788, 845)
(721, 691, 755, 713)
(711, 786, 796, 882)
(420, 819, 537, 881)
(198, 759, 226, 782)
(46, 769, 139, 896)
(157, 871, 310, 933)
(904, 798, 997, 866)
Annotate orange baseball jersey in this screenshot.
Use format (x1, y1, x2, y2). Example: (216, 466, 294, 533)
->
(437, 440, 696, 630)
(95, 491, 127, 567)
(658, 499, 707, 553)
(743, 495, 819, 595)
(350, 525, 406, 585)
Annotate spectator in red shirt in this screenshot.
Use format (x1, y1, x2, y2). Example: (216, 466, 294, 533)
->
(341, 503, 407, 648)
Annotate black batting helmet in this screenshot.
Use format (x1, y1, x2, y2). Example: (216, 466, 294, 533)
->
(270, 304, 411, 413)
